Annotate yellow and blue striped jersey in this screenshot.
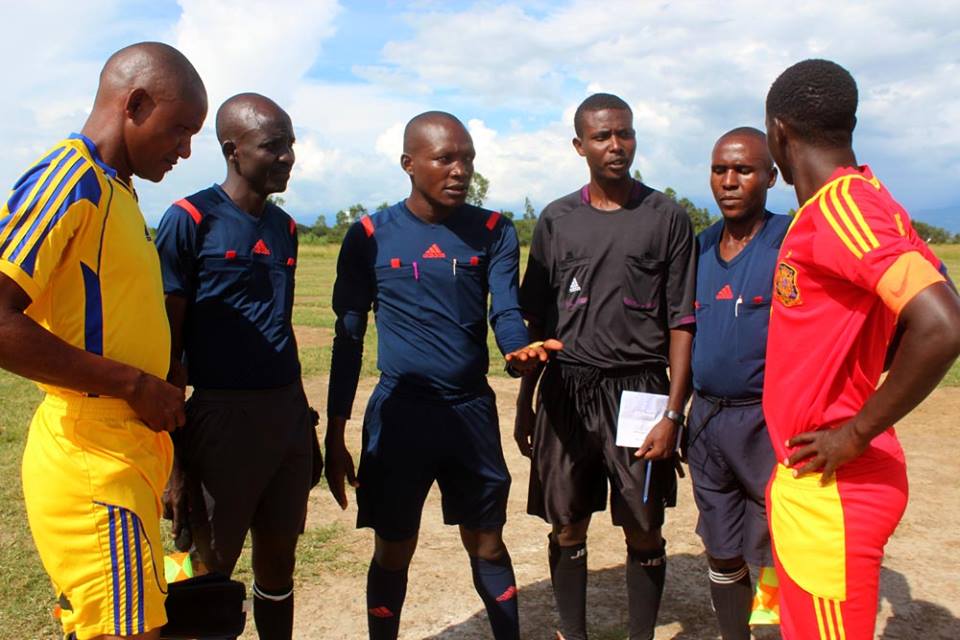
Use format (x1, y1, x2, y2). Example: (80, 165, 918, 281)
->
(0, 134, 170, 394)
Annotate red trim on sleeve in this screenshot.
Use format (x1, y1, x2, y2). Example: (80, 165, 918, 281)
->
(470, 256, 480, 266)
(360, 215, 375, 237)
(286, 257, 296, 266)
(485, 211, 501, 230)
(289, 218, 297, 235)
(175, 198, 203, 224)
(225, 250, 237, 260)
(390, 258, 401, 268)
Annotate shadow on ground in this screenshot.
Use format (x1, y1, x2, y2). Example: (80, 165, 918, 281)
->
(423, 556, 959, 639)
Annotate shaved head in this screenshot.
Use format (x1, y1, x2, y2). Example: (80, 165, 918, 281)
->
(216, 93, 291, 148)
(96, 41, 205, 108)
(714, 127, 773, 171)
(403, 111, 469, 155)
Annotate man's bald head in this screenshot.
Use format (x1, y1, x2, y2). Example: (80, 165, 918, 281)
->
(96, 42, 206, 108)
(713, 127, 773, 171)
(403, 111, 469, 155)
(216, 93, 291, 148)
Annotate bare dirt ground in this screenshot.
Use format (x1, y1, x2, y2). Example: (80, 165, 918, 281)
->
(268, 378, 960, 639)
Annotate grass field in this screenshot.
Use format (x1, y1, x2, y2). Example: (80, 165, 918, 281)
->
(0, 243, 957, 637)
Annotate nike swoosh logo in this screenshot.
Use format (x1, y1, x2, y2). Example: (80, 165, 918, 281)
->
(890, 262, 910, 298)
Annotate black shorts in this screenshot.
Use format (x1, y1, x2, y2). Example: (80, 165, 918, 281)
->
(687, 392, 775, 566)
(527, 362, 676, 530)
(357, 381, 511, 542)
(177, 381, 314, 572)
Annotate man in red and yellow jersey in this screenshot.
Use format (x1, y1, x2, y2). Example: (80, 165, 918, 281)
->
(0, 43, 206, 640)
(762, 59, 960, 640)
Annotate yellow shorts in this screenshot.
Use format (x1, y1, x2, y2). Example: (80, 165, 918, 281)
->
(21, 394, 174, 639)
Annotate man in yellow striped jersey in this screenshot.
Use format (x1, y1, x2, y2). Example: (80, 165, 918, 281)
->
(0, 42, 206, 640)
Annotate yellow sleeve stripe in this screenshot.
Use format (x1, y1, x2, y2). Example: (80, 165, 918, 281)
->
(828, 181, 872, 254)
(876, 251, 946, 316)
(0, 146, 72, 249)
(9, 162, 93, 265)
(839, 178, 880, 249)
(818, 191, 863, 259)
(0, 150, 86, 262)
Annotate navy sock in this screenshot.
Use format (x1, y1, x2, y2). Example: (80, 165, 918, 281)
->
(549, 537, 587, 640)
(708, 564, 752, 640)
(470, 554, 520, 640)
(366, 560, 408, 640)
(626, 544, 666, 640)
(252, 582, 294, 640)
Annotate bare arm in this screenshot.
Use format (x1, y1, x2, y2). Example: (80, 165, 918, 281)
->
(789, 282, 960, 481)
(637, 325, 694, 460)
(0, 274, 185, 431)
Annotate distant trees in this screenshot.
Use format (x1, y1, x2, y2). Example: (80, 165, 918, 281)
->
(912, 220, 958, 244)
(662, 186, 716, 234)
(467, 172, 490, 207)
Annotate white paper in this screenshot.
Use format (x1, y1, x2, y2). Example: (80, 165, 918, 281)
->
(616, 391, 669, 448)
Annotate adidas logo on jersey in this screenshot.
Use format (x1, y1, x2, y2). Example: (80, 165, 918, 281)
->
(252, 239, 271, 256)
(422, 243, 446, 258)
(568, 277, 582, 294)
(715, 284, 733, 300)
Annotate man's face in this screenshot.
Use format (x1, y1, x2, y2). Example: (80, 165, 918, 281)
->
(403, 120, 475, 209)
(127, 91, 207, 182)
(710, 134, 777, 222)
(573, 108, 636, 181)
(231, 112, 296, 196)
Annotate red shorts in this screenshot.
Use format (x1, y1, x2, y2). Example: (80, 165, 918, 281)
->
(766, 457, 908, 639)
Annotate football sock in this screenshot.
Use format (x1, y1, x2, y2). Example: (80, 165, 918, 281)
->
(366, 560, 408, 640)
(708, 564, 752, 640)
(470, 554, 520, 640)
(252, 582, 294, 640)
(625, 544, 666, 640)
(549, 537, 588, 640)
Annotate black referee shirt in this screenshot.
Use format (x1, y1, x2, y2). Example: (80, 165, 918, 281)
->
(520, 181, 696, 370)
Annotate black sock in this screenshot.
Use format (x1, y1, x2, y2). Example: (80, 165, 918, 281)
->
(366, 560, 408, 640)
(625, 544, 666, 640)
(708, 564, 752, 640)
(550, 537, 587, 640)
(470, 554, 520, 640)
(252, 582, 294, 640)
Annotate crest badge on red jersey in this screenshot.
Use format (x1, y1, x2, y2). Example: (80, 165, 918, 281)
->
(775, 262, 801, 307)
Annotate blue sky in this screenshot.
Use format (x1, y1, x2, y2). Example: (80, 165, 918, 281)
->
(1, 1, 958, 229)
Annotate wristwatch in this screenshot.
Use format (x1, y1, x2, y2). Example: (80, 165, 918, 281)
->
(663, 409, 685, 426)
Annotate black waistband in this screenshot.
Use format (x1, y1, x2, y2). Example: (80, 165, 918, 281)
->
(695, 391, 763, 407)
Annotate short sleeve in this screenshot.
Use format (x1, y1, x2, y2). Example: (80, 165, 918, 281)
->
(154, 201, 200, 297)
(665, 208, 697, 328)
(0, 156, 100, 301)
(519, 214, 554, 326)
(812, 177, 945, 314)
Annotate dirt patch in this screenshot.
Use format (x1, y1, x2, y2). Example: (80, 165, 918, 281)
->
(294, 325, 333, 349)
(271, 379, 960, 639)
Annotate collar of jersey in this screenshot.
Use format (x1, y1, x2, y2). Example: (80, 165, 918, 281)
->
(68, 132, 119, 180)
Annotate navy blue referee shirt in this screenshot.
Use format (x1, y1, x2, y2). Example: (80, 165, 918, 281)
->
(327, 201, 529, 418)
(155, 184, 301, 390)
(692, 211, 790, 399)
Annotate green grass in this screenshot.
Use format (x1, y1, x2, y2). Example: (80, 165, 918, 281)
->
(933, 244, 960, 385)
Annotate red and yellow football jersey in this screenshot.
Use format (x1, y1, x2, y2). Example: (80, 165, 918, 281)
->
(763, 165, 945, 465)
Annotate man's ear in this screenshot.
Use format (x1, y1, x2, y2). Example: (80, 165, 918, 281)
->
(124, 88, 154, 124)
(768, 166, 778, 189)
(400, 153, 413, 177)
(222, 140, 237, 167)
(572, 136, 585, 158)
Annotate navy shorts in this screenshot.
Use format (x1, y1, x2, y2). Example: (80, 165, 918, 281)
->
(687, 391, 775, 566)
(356, 380, 511, 542)
(527, 362, 676, 530)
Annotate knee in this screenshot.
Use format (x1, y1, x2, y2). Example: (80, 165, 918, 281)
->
(374, 534, 418, 571)
(553, 519, 589, 547)
(460, 526, 508, 561)
(623, 526, 662, 552)
(707, 555, 746, 572)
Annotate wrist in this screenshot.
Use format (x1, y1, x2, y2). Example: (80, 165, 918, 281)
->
(663, 409, 685, 427)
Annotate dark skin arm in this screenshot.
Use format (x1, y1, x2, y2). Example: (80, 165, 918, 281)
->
(0, 274, 185, 431)
(514, 323, 547, 457)
(787, 282, 960, 484)
(165, 294, 188, 389)
(325, 415, 359, 510)
(636, 326, 693, 463)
